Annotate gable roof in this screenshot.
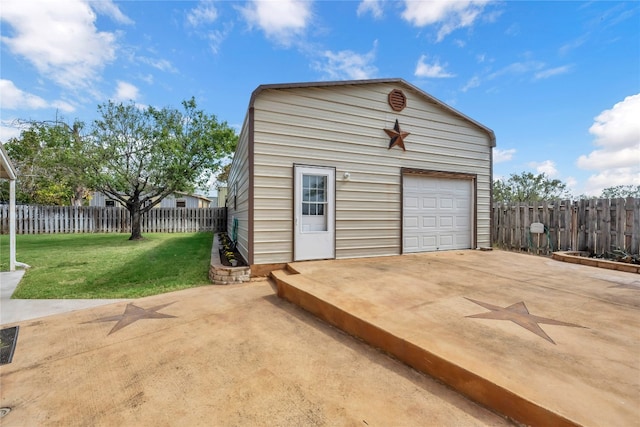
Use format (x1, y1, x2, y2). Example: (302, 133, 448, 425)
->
(249, 78, 496, 147)
(0, 143, 17, 180)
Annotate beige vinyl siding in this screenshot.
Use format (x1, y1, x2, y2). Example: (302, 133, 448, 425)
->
(227, 114, 251, 263)
(250, 82, 492, 264)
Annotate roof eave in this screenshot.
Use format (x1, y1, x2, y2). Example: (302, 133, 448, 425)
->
(0, 143, 18, 180)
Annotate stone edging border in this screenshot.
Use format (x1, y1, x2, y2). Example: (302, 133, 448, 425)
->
(209, 234, 251, 285)
(552, 251, 639, 274)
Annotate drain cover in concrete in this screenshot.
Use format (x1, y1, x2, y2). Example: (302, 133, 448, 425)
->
(0, 326, 19, 365)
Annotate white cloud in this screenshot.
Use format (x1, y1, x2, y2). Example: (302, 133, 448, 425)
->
(461, 76, 481, 92)
(559, 35, 587, 56)
(528, 160, 559, 177)
(138, 56, 178, 73)
(414, 55, 455, 78)
(577, 94, 640, 195)
(534, 65, 572, 80)
(207, 23, 234, 54)
(0, 79, 75, 112)
(140, 74, 154, 85)
(0, 79, 47, 110)
(0, 121, 23, 142)
(505, 23, 519, 36)
(586, 93, 640, 150)
(51, 100, 76, 113)
(185, 2, 231, 54)
(91, 0, 134, 25)
(0, 0, 119, 90)
(578, 146, 640, 170)
(239, 0, 312, 46)
(113, 81, 140, 102)
(401, 0, 492, 42)
(565, 176, 578, 191)
(488, 60, 545, 80)
(582, 169, 640, 196)
(493, 148, 515, 163)
(313, 43, 378, 80)
(357, 0, 383, 19)
(187, 1, 218, 27)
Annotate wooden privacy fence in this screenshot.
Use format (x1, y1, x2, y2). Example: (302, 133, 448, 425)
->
(492, 198, 640, 255)
(0, 206, 227, 234)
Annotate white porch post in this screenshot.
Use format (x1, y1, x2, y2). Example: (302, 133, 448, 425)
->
(9, 178, 16, 271)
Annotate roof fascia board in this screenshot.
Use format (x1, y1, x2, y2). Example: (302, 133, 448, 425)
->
(0, 143, 18, 180)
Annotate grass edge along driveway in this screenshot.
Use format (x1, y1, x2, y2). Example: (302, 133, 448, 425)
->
(0, 232, 214, 299)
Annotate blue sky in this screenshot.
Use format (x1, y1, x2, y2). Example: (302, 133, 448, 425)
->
(1, 0, 638, 196)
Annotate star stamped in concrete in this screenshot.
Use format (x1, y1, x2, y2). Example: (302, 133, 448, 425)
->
(86, 302, 177, 335)
(465, 298, 586, 345)
(384, 119, 410, 151)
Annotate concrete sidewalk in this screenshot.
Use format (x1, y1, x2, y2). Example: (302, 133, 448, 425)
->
(1, 270, 130, 325)
(273, 250, 640, 427)
(0, 281, 510, 426)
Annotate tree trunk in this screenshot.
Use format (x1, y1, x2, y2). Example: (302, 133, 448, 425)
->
(71, 186, 85, 207)
(129, 202, 143, 240)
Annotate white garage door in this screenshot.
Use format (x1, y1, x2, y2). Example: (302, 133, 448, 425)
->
(403, 175, 472, 253)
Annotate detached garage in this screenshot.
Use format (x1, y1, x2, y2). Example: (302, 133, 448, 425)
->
(226, 78, 495, 273)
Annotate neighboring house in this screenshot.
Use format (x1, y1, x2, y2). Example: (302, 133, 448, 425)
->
(217, 185, 228, 208)
(89, 191, 212, 208)
(226, 78, 495, 273)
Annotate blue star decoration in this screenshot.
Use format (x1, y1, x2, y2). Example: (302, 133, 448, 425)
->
(384, 119, 410, 151)
(465, 298, 586, 344)
(84, 302, 177, 335)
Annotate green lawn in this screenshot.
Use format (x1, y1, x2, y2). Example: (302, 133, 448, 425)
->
(0, 232, 214, 299)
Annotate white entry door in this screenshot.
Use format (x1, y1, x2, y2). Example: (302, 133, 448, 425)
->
(403, 175, 472, 253)
(294, 165, 335, 261)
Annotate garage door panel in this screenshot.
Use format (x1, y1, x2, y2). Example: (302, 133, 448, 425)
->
(421, 196, 436, 209)
(404, 216, 419, 228)
(422, 216, 436, 228)
(455, 215, 469, 226)
(439, 180, 455, 190)
(405, 196, 418, 208)
(422, 235, 437, 248)
(403, 175, 472, 253)
(456, 234, 470, 245)
(439, 216, 453, 228)
(404, 236, 419, 250)
(456, 198, 469, 209)
(439, 234, 454, 246)
(440, 198, 453, 209)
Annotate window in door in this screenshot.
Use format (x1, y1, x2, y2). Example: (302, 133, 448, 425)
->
(301, 174, 327, 232)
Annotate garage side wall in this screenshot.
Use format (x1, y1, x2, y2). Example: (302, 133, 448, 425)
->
(251, 83, 492, 265)
(226, 114, 251, 263)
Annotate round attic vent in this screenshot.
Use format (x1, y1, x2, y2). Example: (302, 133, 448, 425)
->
(388, 89, 407, 112)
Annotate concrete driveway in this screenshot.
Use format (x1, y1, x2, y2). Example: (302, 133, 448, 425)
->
(0, 279, 510, 426)
(1, 250, 638, 426)
(273, 250, 640, 427)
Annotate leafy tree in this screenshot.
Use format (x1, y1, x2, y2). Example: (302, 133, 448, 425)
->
(600, 185, 640, 199)
(1, 120, 90, 205)
(216, 162, 232, 185)
(493, 172, 570, 203)
(86, 98, 237, 240)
